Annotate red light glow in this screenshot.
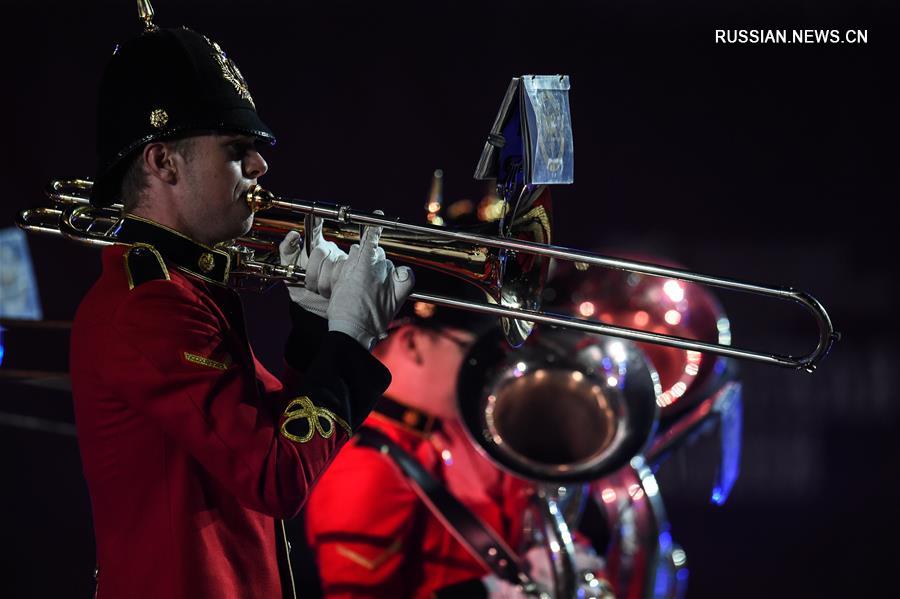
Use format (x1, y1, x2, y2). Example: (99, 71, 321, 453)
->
(633, 310, 650, 327)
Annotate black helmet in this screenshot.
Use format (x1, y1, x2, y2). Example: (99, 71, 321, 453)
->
(92, 27, 276, 206)
(391, 267, 496, 338)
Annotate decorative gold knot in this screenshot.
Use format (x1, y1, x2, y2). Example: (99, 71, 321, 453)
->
(198, 252, 215, 273)
(280, 396, 351, 444)
(150, 108, 168, 129)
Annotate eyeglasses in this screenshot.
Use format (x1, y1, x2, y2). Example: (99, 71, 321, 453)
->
(433, 329, 475, 352)
(386, 318, 477, 352)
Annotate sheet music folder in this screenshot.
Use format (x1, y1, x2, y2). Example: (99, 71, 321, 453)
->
(474, 75, 573, 186)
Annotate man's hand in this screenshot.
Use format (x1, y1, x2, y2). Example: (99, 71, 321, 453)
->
(301, 217, 347, 298)
(524, 543, 605, 588)
(483, 543, 608, 599)
(326, 213, 415, 350)
(278, 218, 347, 317)
(482, 575, 532, 599)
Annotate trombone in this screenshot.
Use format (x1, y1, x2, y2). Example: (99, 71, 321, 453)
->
(19, 178, 839, 371)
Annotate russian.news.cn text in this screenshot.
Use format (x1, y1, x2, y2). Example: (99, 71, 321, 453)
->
(715, 29, 868, 44)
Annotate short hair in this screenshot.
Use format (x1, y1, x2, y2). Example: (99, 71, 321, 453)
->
(120, 136, 196, 213)
(372, 322, 463, 362)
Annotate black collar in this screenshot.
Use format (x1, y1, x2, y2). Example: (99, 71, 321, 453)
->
(114, 215, 231, 285)
(372, 396, 442, 438)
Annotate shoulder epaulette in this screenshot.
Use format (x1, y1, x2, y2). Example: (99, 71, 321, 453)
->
(124, 243, 170, 290)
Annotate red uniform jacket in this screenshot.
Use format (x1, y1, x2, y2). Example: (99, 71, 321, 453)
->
(70, 215, 390, 598)
(305, 398, 530, 599)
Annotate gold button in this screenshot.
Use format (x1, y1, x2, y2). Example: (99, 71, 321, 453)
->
(402, 410, 421, 428)
(198, 252, 215, 273)
(150, 108, 169, 129)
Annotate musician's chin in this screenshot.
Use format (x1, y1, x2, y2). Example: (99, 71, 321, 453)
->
(239, 213, 254, 237)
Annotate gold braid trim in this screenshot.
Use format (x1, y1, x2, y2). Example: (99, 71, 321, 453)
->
(183, 352, 228, 371)
(280, 396, 351, 444)
(335, 539, 403, 571)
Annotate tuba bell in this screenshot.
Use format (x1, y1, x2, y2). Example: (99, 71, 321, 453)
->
(457, 327, 663, 598)
(457, 328, 661, 484)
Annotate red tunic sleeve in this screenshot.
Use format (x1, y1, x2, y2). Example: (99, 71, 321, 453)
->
(106, 278, 390, 519)
(305, 440, 424, 598)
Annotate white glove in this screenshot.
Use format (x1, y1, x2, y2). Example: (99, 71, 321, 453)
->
(482, 545, 607, 599)
(302, 218, 347, 298)
(326, 214, 415, 350)
(483, 575, 532, 599)
(523, 544, 606, 597)
(278, 218, 346, 317)
(525, 544, 604, 583)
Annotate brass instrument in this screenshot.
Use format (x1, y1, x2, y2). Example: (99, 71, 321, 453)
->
(456, 328, 662, 597)
(544, 257, 734, 418)
(457, 328, 661, 484)
(455, 326, 741, 598)
(18, 178, 838, 368)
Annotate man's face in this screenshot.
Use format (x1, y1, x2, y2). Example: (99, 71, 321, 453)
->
(175, 133, 268, 245)
(422, 327, 476, 419)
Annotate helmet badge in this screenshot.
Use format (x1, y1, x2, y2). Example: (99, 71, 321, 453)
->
(203, 36, 256, 108)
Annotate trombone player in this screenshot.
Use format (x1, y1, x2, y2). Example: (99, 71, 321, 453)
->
(303, 272, 529, 598)
(302, 258, 606, 598)
(69, 19, 413, 599)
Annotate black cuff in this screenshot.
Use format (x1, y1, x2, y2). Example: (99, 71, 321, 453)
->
(300, 331, 391, 430)
(433, 578, 488, 599)
(284, 302, 329, 372)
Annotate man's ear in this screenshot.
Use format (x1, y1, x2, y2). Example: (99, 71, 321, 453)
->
(398, 325, 425, 366)
(142, 141, 178, 185)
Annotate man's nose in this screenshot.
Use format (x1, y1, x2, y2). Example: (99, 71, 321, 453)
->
(244, 150, 268, 179)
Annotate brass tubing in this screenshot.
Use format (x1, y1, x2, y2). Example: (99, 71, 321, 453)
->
(245, 185, 838, 371)
(21, 179, 839, 370)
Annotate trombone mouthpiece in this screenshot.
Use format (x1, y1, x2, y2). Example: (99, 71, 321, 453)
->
(245, 185, 275, 213)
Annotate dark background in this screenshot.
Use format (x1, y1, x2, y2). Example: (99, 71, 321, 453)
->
(1, 0, 897, 597)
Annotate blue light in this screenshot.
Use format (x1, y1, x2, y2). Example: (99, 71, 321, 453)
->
(654, 565, 671, 596)
(0, 326, 5, 367)
(0, 227, 44, 320)
(711, 385, 743, 506)
(658, 530, 673, 550)
(714, 358, 727, 375)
